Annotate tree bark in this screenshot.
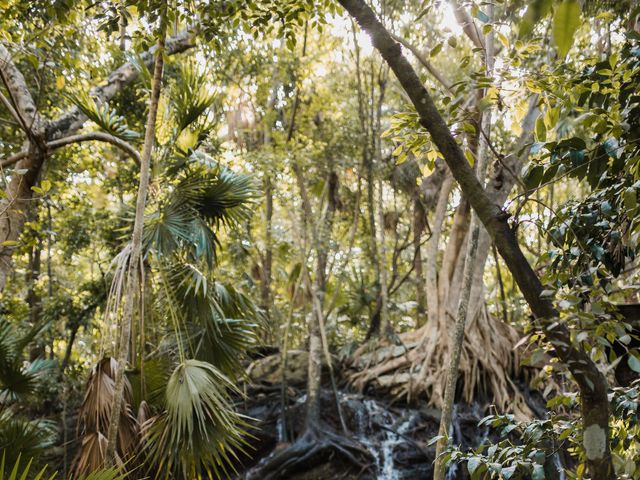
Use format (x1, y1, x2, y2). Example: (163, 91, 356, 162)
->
(260, 66, 279, 336)
(338, 1, 614, 477)
(104, 3, 167, 465)
(413, 192, 426, 324)
(0, 43, 47, 291)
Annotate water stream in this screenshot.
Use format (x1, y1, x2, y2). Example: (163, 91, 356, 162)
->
(350, 396, 419, 479)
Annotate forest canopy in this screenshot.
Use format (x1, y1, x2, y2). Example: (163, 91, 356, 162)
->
(0, 0, 639, 479)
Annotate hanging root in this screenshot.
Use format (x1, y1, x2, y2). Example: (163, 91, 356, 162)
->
(347, 305, 533, 419)
(245, 427, 372, 480)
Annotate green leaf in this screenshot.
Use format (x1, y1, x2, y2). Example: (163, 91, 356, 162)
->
(430, 42, 443, 57)
(467, 457, 482, 475)
(552, 0, 581, 58)
(502, 465, 516, 479)
(532, 464, 545, 480)
(519, 0, 552, 37)
(464, 149, 475, 166)
(524, 165, 544, 190)
(474, 8, 490, 23)
(628, 354, 640, 373)
(535, 115, 547, 141)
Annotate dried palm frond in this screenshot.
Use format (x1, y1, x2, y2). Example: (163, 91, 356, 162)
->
(72, 358, 138, 478)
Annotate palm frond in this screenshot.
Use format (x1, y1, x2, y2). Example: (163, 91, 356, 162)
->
(71, 92, 140, 141)
(192, 160, 257, 227)
(77, 467, 126, 480)
(163, 263, 258, 375)
(125, 52, 152, 89)
(172, 62, 219, 133)
(141, 360, 250, 480)
(72, 358, 138, 479)
(143, 198, 200, 258)
(0, 452, 55, 480)
(0, 358, 55, 404)
(0, 318, 54, 404)
(0, 414, 57, 469)
(128, 357, 172, 411)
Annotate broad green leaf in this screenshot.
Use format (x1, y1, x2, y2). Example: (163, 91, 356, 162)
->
(502, 465, 516, 479)
(467, 457, 482, 475)
(532, 464, 545, 480)
(552, 0, 581, 58)
(519, 0, 552, 37)
(524, 165, 544, 190)
(464, 149, 475, 166)
(535, 115, 546, 141)
(624, 187, 637, 212)
(628, 354, 640, 373)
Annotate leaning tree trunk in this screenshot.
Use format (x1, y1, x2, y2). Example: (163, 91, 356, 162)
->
(104, 3, 167, 464)
(339, 1, 614, 477)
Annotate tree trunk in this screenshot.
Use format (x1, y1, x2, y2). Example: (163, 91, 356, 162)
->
(104, 3, 167, 465)
(260, 67, 279, 336)
(0, 44, 47, 291)
(413, 192, 426, 324)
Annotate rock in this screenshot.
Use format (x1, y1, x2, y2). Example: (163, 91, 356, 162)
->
(248, 350, 310, 386)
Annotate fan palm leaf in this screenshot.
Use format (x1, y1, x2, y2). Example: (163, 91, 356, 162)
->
(158, 262, 259, 375)
(141, 360, 250, 480)
(0, 414, 57, 469)
(0, 319, 54, 404)
(142, 160, 256, 266)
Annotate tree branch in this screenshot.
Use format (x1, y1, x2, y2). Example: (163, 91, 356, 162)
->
(45, 29, 196, 141)
(390, 33, 452, 90)
(2, 132, 141, 168)
(0, 42, 45, 145)
(448, 0, 484, 50)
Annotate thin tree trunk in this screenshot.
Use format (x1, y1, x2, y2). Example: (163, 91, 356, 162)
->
(425, 175, 453, 327)
(339, 2, 614, 476)
(27, 242, 42, 325)
(366, 64, 389, 338)
(413, 193, 426, 324)
(434, 9, 494, 477)
(376, 175, 390, 335)
(104, 3, 167, 464)
(261, 66, 279, 337)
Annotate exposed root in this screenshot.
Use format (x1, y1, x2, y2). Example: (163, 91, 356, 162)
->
(347, 305, 533, 419)
(244, 426, 372, 480)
